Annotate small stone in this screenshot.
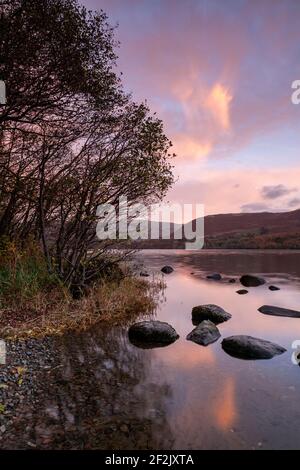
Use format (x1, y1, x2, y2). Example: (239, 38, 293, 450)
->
(206, 273, 222, 280)
(236, 289, 248, 295)
(161, 266, 174, 274)
(120, 424, 129, 433)
(27, 441, 37, 448)
(140, 272, 150, 277)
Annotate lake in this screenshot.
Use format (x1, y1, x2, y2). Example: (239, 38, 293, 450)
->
(2, 249, 300, 449)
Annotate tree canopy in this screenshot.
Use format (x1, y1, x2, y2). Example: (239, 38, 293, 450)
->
(0, 0, 175, 287)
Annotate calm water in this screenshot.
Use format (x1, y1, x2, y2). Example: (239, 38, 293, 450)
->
(132, 250, 300, 450)
(3, 250, 300, 449)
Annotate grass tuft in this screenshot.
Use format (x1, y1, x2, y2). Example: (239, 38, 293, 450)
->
(0, 240, 164, 339)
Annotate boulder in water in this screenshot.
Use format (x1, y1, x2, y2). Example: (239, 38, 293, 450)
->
(258, 305, 300, 318)
(236, 289, 248, 295)
(128, 321, 179, 348)
(192, 304, 231, 325)
(222, 335, 286, 359)
(240, 274, 266, 287)
(186, 320, 221, 346)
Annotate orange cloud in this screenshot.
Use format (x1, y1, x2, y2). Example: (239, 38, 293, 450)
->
(170, 80, 233, 161)
(205, 83, 233, 130)
(173, 134, 212, 160)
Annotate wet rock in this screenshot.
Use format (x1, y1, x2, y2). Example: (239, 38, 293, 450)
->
(161, 266, 174, 274)
(240, 274, 266, 287)
(128, 321, 179, 348)
(222, 335, 286, 359)
(269, 285, 280, 291)
(258, 305, 300, 318)
(228, 278, 236, 283)
(206, 273, 222, 280)
(140, 271, 150, 277)
(186, 320, 221, 346)
(236, 289, 248, 295)
(192, 304, 232, 325)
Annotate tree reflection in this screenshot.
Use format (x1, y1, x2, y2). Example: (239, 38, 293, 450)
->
(2, 327, 174, 449)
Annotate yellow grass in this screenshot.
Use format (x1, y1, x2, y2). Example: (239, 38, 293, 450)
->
(0, 276, 164, 340)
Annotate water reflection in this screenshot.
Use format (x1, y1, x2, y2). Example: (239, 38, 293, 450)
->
(3, 249, 300, 449)
(2, 327, 174, 449)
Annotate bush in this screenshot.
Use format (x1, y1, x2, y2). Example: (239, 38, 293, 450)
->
(0, 239, 61, 307)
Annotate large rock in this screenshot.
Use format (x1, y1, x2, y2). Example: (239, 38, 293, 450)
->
(192, 304, 232, 325)
(258, 305, 300, 318)
(206, 273, 222, 280)
(240, 274, 266, 287)
(161, 265, 174, 274)
(222, 335, 286, 359)
(186, 320, 221, 346)
(128, 321, 179, 348)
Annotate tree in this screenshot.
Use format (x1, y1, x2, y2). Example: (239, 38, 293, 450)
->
(0, 0, 175, 288)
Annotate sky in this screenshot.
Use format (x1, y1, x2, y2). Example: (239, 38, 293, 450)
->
(83, 0, 300, 216)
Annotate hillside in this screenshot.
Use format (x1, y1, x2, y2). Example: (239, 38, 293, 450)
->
(132, 209, 300, 249)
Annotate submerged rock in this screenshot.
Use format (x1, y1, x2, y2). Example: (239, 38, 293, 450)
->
(206, 273, 222, 280)
(222, 335, 286, 359)
(240, 274, 266, 287)
(236, 289, 248, 295)
(186, 320, 221, 346)
(228, 278, 236, 283)
(128, 321, 179, 348)
(140, 271, 150, 277)
(161, 265, 174, 274)
(258, 305, 300, 318)
(192, 304, 232, 325)
(268, 285, 280, 291)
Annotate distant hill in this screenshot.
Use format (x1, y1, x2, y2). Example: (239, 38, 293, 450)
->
(132, 208, 300, 249)
(190, 208, 300, 249)
(198, 208, 300, 237)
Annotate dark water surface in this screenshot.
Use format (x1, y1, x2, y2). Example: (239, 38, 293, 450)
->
(2, 250, 300, 449)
